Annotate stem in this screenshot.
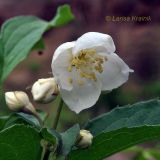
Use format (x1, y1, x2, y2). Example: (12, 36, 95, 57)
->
(43, 98, 64, 160)
(53, 98, 63, 130)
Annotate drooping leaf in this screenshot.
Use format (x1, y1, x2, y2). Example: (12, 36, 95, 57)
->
(0, 124, 42, 160)
(85, 99, 160, 136)
(69, 125, 160, 160)
(0, 4, 74, 85)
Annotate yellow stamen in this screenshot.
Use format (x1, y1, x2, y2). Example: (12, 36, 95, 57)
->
(68, 49, 107, 86)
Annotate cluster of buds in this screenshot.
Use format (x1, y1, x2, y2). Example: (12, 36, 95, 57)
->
(5, 78, 94, 148)
(5, 77, 59, 113)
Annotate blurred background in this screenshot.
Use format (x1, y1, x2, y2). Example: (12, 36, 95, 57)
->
(0, 0, 160, 159)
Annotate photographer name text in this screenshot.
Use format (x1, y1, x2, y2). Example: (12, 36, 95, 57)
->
(105, 16, 151, 22)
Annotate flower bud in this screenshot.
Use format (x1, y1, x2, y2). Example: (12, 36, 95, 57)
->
(31, 78, 59, 103)
(76, 130, 93, 148)
(5, 91, 36, 114)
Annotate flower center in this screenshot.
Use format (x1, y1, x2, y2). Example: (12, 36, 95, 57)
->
(68, 49, 107, 85)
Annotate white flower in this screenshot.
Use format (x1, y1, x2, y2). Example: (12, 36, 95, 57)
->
(31, 78, 59, 103)
(76, 130, 93, 148)
(51, 32, 133, 113)
(5, 91, 36, 113)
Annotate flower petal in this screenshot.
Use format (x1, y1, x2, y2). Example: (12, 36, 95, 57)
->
(100, 53, 133, 91)
(60, 78, 102, 113)
(73, 32, 115, 55)
(52, 42, 75, 67)
(51, 42, 75, 90)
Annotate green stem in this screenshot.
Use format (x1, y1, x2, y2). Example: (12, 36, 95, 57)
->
(53, 98, 63, 130)
(43, 98, 64, 160)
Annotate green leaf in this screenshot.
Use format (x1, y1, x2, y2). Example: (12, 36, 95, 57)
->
(0, 112, 42, 130)
(0, 4, 74, 85)
(59, 124, 80, 156)
(2, 114, 27, 129)
(69, 99, 160, 160)
(49, 4, 75, 27)
(41, 128, 60, 146)
(32, 39, 45, 51)
(15, 112, 41, 128)
(0, 115, 10, 130)
(69, 125, 160, 160)
(0, 114, 27, 131)
(85, 99, 160, 136)
(0, 16, 48, 84)
(41, 125, 80, 160)
(0, 124, 42, 160)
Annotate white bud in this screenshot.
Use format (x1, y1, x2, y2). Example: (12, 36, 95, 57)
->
(31, 78, 59, 103)
(76, 130, 93, 148)
(5, 91, 36, 113)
